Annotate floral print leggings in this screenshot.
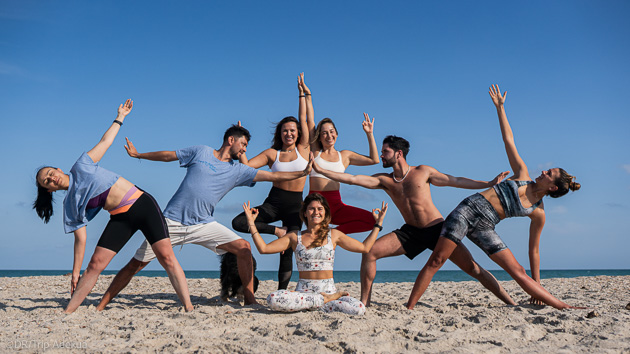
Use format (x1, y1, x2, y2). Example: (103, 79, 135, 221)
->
(266, 278, 366, 315)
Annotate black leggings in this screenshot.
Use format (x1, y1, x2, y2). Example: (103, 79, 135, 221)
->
(232, 187, 302, 290)
(97, 192, 169, 253)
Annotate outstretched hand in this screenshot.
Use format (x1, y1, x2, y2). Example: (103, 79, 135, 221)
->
(491, 171, 510, 185)
(124, 137, 139, 158)
(529, 296, 545, 306)
(372, 201, 388, 223)
(117, 99, 133, 118)
(362, 113, 375, 134)
(242, 201, 259, 223)
(489, 84, 507, 107)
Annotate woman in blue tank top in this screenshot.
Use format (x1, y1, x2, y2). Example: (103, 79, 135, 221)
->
(33, 100, 193, 313)
(407, 85, 582, 310)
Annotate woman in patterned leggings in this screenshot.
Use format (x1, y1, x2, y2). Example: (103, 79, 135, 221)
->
(242, 193, 388, 315)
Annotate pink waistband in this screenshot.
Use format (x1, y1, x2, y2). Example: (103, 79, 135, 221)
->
(109, 186, 143, 215)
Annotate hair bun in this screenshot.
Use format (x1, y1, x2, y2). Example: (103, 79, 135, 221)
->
(569, 181, 581, 191)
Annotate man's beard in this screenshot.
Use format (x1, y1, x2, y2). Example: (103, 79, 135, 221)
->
(382, 158, 394, 168)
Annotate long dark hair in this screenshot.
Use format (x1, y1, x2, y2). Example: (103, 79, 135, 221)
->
(33, 166, 56, 223)
(310, 118, 338, 150)
(300, 193, 332, 249)
(548, 168, 581, 198)
(271, 116, 301, 150)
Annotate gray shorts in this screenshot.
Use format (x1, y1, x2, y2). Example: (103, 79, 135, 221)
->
(440, 193, 507, 256)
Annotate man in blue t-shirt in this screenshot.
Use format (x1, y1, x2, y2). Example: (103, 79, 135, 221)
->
(97, 125, 311, 308)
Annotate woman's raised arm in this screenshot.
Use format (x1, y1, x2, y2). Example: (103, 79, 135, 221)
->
(346, 113, 380, 166)
(242, 201, 293, 254)
(489, 85, 529, 180)
(297, 73, 310, 150)
(87, 99, 133, 163)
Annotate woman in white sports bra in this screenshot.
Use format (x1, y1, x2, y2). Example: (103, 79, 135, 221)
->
(232, 73, 312, 290)
(242, 193, 388, 315)
(308, 110, 380, 234)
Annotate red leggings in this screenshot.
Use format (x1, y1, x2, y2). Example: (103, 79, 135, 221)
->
(309, 190, 374, 234)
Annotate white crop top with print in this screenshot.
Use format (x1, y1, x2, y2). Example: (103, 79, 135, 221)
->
(271, 150, 309, 172)
(310, 151, 346, 180)
(295, 231, 335, 271)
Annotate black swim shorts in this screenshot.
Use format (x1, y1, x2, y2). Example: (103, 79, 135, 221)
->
(393, 222, 444, 260)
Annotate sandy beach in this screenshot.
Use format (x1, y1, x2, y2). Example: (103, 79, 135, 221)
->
(1, 275, 628, 353)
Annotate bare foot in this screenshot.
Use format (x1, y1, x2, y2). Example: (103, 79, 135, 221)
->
(274, 226, 288, 238)
(321, 291, 349, 303)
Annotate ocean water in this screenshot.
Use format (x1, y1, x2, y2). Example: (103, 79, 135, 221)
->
(1, 269, 628, 283)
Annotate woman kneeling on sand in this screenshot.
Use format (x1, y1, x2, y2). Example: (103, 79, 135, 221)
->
(242, 193, 387, 315)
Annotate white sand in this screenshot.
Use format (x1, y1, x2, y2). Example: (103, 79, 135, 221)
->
(1, 275, 629, 353)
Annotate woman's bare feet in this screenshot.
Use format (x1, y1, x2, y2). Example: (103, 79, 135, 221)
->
(322, 291, 349, 303)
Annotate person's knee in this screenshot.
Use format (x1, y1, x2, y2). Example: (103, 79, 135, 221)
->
(156, 252, 177, 270)
(232, 240, 252, 258)
(510, 264, 528, 279)
(86, 256, 109, 273)
(231, 215, 248, 232)
(362, 248, 379, 263)
(427, 252, 448, 270)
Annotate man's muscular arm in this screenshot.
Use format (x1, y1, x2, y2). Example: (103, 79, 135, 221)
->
(313, 160, 384, 189)
(427, 165, 509, 189)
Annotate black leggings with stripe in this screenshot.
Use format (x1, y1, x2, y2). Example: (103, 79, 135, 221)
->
(97, 192, 169, 253)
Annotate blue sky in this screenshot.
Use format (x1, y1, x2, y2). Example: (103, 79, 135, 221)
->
(1, 1, 628, 272)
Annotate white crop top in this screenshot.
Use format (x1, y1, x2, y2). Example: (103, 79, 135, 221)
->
(310, 151, 346, 180)
(295, 231, 335, 271)
(271, 150, 309, 172)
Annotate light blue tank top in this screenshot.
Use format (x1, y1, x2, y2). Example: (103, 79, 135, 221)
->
(492, 180, 542, 218)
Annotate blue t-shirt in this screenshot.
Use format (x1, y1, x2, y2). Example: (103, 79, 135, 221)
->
(63, 152, 121, 233)
(163, 145, 258, 225)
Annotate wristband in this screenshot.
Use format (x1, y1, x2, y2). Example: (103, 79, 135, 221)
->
(373, 224, 383, 231)
(113, 120, 123, 126)
(299, 95, 306, 98)
(305, 93, 311, 96)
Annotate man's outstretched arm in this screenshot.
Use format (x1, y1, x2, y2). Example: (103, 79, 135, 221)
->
(253, 155, 313, 182)
(313, 161, 384, 189)
(125, 137, 178, 162)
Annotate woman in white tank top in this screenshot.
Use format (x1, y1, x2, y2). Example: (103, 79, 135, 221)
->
(231, 73, 312, 290)
(307, 109, 380, 235)
(242, 193, 388, 315)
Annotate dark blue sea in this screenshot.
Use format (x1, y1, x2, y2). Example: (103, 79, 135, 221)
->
(1, 269, 628, 283)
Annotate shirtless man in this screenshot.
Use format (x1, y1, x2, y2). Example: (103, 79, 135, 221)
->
(312, 135, 517, 307)
(97, 124, 312, 309)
